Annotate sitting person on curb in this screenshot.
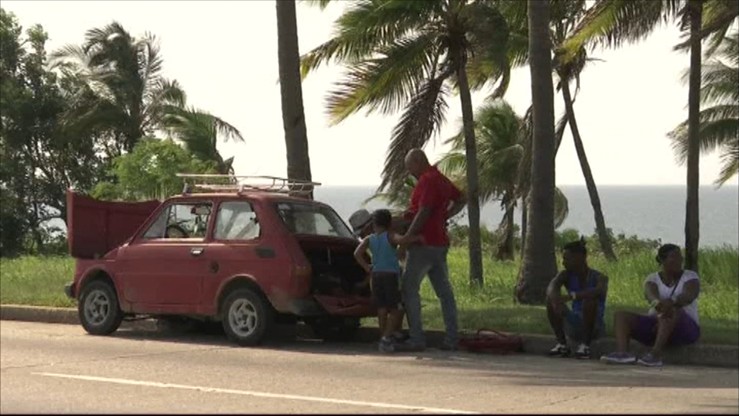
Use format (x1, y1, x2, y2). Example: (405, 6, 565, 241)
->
(546, 239, 609, 359)
(601, 244, 700, 368)
(353, 209, 421, 353)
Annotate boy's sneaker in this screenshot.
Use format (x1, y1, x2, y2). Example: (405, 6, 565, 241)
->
(378, 337, 394, 353)
(600, 352, 637, 364)
(574, 343, 591, 359)
(548, 343, 571, 357)
(637, 353, 663, 368)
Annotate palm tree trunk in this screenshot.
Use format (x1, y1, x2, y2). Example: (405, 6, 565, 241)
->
(455, 48, 484, 286)
(520, 194, 528, 259)
(685, 0, 703, 272)
(561, 81, 617, 261)
(518, 0, 557, 305)
(495, 192, 516, 261)
(276, 0, 313, 200)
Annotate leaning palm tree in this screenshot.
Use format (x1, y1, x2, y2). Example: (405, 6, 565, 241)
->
(437, 100, 569, 261)
(162, 107, 244, 174)
(50, 22, 185, 152)
(670, 31, 738, 186)
(302, 0, 513, 285)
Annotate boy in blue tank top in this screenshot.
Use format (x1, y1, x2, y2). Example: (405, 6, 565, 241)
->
(354, 209, 421, 352)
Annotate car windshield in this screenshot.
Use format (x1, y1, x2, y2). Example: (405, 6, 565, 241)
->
(275, 202, 354, 239)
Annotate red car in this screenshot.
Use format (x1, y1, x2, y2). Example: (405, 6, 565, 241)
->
(64, 175, 374, 346)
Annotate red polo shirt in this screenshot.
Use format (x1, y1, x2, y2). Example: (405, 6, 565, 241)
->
(405, 165, 463, 246)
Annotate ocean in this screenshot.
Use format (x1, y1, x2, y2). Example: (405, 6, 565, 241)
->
(315, 185, 739, 248)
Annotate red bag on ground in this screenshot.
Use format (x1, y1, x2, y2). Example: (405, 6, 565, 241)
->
(458, 329, 524, 354)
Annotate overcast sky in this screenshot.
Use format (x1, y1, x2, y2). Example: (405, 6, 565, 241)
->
(4, 0, 737, 187)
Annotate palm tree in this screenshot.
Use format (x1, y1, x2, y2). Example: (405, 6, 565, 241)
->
(302, 0, 513, 285)
(518, 0, 558, 304)
(669, 31, 739, 186)
(277, 0, 313, 198)
(437, 100, 570, 261)
(50, 22, 185, 152)
(161, 107, 245, 174)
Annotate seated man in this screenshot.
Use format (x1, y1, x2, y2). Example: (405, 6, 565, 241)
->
(601, 244, 700, 367)
(546, 240, 609, 359)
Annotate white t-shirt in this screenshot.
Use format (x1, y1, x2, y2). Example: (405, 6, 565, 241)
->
(645, 270, 700, 324)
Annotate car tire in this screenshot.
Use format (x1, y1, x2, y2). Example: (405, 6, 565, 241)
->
(78, 280, 124, 336)
(221, 289, 272, 346)
(310, 317, 360, 342)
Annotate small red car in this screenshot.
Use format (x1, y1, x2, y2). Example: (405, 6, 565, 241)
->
(64, 175, 374, 346)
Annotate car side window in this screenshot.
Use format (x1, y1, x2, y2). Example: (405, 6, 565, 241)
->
(214, 201, 260, 240)
(142, 202, 213, 240)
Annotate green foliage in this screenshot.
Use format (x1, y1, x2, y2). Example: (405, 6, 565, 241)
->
(92, 138, 218, 201)
(0, 12, 241, 256)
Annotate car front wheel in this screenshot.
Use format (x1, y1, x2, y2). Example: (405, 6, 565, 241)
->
(78, 280, 123, 335)
(221, 289, 272, 346)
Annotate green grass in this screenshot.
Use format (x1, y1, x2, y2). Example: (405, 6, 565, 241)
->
(2, 248, 738, 344)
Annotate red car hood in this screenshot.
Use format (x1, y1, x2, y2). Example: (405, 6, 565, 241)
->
(66, 190, 160, 259)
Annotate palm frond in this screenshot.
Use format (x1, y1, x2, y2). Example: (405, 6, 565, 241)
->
(325, 33, 439, 125)
(669, 105, 739, 163)
(554, 186, 570, 228)
(299, 0, 437, 77)
(560, 0, 681, 64)
(380, 75, 450, 192)
(715, 139, 739, 186)
(301, 0, 334, 10)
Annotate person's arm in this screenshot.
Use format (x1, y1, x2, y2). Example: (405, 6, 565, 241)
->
(673, 279, 700, 309)
(446, 191, 467, 220)
(546, 271, 568, 301)
(644, 280, 660, 304)
(353, 237, 372, 274)
(572, 274, 609, 300)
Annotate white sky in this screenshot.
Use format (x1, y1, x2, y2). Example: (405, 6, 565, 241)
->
(4, 0, 737, 187)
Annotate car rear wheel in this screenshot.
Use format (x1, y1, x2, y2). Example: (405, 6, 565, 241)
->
(221, 289, 272, 346)
(78, 280, 123, 336)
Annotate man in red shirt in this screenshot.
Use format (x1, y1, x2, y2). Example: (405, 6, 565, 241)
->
(395, 149, 467, 351)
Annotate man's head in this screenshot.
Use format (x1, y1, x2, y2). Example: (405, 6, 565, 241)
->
(371, 209, 393, 233)
(404, 148, 431, 178)
(562, 239, 588, 272)
(656, 243, 683, 274)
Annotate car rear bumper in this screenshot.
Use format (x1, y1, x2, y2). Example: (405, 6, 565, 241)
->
(64, 282, 75, 299)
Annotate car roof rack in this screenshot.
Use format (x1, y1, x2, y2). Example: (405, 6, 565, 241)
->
(176, 173, 320, 196)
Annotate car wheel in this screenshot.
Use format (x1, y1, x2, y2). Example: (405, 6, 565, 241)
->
(221, 289, 272, 346)
(78, 280, 123, 336)
(310, 317, 360, 342)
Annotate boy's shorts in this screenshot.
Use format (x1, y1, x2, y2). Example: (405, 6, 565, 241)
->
(371, 271, 401, 309)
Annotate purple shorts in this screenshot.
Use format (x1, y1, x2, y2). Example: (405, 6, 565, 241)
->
(631, 310, 701, 347)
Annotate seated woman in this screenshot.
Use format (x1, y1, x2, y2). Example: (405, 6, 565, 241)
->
(601, 244, 700, 367)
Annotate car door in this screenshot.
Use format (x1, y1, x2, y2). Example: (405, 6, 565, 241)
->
(117, 200, 214, 309)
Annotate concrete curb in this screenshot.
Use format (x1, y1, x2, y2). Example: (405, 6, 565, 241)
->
(2, 304, 736, 368)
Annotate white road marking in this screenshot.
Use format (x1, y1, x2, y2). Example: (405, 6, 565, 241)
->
(34, 372, 478, 414)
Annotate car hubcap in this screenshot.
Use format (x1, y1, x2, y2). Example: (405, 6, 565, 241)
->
(228, 299, 258, 337)
(83, 289, 110, 325)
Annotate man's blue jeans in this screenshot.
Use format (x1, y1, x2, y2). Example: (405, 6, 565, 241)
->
(402, 245, 458, 346)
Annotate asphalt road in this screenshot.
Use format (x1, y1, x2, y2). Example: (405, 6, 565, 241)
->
(1, 321, 737, 414)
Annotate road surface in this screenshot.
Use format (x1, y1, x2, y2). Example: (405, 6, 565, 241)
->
(1, 321, 737, 414)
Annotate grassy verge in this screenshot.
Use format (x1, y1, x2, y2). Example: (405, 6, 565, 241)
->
(1, 248, 737, 344)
